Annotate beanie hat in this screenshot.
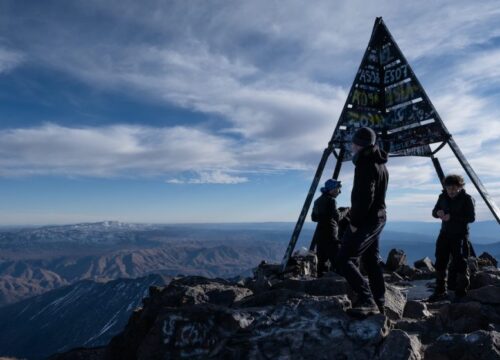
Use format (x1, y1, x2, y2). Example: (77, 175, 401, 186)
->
(352, 127, 376, 147)
(320, 179, 342, 193)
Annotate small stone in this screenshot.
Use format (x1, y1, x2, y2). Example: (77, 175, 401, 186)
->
(478, 252, 498, 268)
(414, 257, 435, 273)
(403, 300, 431, 320)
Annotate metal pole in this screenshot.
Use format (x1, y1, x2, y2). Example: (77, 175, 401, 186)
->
(447, 137, 500, 223)
(281, 146, 333, 271)
(332, 147, 346, 179)
(431, 155, 445, 187)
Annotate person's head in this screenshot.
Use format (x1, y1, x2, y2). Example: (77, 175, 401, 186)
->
(351, 127, 376, 154)
(443, 174, 465, 198)
(321, 179, 342, 197)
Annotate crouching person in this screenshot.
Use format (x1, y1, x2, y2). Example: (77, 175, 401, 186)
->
(311, 179, 349, 276)
(428, 174, 475, 302)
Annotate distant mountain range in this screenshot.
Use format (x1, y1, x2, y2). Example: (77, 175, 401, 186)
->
(0, 274, 169, 360)
(0, 222, 286, 306)
(0, 221, 497, 307)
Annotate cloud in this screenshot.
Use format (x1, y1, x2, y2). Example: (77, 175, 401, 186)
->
(1, 1, 500, 221)
(0, 123, 238, 177)
(167, 170, 248, 184)
(0, 46, 23, 73)
(459, 49, 500, 86)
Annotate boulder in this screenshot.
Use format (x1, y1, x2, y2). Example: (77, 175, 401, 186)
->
(414, 257, 435, 273)
(466, 285, 500, 305)
(437, 301, 491, 333)
(425, 330, 500, 360)
(137, 304, 254, 359)
(470, 270, 500, 289)
(224, 300, 387, 360)
(377, 329, 422, 360)
(383, 284, 407, 320)
(386, 249, 407, 272)
(403, 300, 432, 320)
(106, 277, 253, 359)
(478, 252, 498, 268)
(160, 276, 253, 307)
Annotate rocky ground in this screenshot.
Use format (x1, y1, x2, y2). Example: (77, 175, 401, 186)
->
(48, 249, 500, 360)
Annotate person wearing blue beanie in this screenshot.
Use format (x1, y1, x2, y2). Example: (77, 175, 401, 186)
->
(320, 179, 342, 194)
(311, 179, 350, 276)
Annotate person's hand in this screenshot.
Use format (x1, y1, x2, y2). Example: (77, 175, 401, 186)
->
(442, 214, 450, 221)
(436, 210, 445, 218)
(350, 225, 358, 233)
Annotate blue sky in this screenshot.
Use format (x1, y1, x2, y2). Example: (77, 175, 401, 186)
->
(1, 0, 500, 225)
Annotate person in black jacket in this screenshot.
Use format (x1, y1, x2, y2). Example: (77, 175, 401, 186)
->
(428, 174, 475, 302)
(311, 179, 349, 276)
(335, 127, 389, 316)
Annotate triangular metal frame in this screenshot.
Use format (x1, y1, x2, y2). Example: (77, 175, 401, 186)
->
(281, 17, 500, 270)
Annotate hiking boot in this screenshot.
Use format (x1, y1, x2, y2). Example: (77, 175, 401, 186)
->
(375, 300, 385, 315)
(427, 270, 448, 302)
(347, 298, 380, 317)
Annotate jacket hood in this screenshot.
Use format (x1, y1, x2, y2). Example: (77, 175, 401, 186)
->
(359, 145, 388, 164)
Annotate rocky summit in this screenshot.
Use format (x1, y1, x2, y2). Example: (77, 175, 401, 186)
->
(48, 250, 500, 360)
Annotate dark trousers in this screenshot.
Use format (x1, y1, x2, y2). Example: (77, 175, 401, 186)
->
(434, 232, 469, 274)
(317, 239, 341, 275)
(335, 219, 386, 304)
(448, 237, 474, 290)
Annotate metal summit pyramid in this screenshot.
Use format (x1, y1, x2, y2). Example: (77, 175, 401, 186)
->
(282, 17, 500, 269)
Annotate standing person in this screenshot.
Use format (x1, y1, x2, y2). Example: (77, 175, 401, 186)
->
(335, 127, 389, 316)
(311, 179, 349, 276)
(428, 174, 475, 302)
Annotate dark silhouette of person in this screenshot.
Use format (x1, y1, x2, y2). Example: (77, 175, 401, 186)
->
(335, 127, 389, 316)
(311, 179, 349, 276)
(428, 174, 475, 302)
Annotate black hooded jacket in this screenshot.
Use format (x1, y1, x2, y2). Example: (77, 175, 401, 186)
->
(350, 145, 389, 228)
(311, 193, 349, 244)
(432, 189, 475, 236)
